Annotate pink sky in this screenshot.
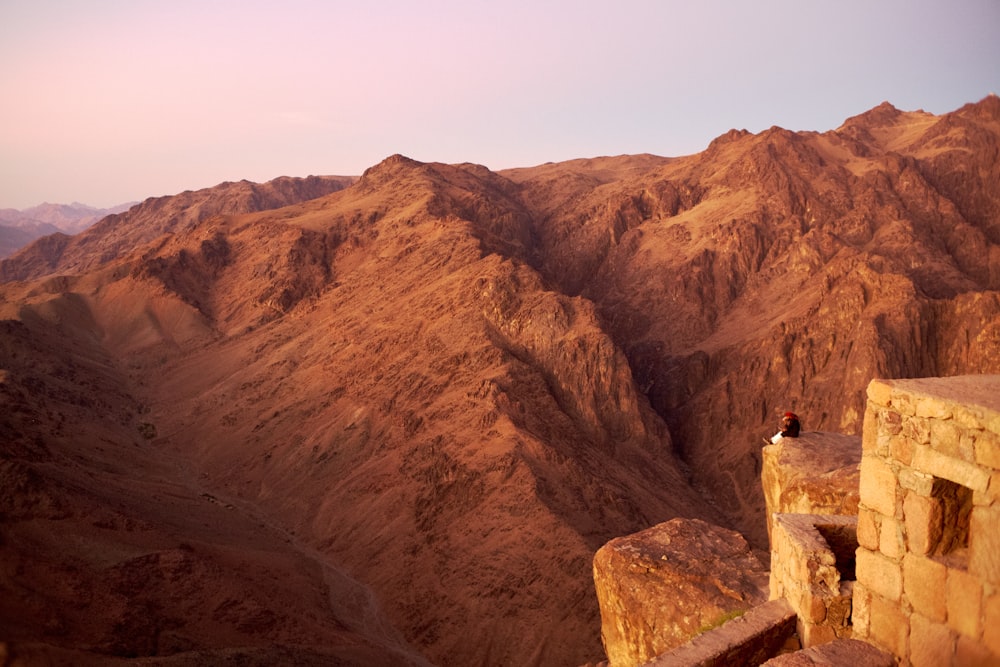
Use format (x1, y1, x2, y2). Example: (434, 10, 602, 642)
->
(1, 0, 998, 210)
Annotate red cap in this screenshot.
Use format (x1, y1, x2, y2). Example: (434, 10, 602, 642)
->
(783, 412, 797, 419)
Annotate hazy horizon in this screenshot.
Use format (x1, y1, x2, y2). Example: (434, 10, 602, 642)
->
(2, 0, 998, 211)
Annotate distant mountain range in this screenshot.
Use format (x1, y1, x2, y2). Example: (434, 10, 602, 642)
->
(0, 201, 136, 258)
(1, 96, 998, 666)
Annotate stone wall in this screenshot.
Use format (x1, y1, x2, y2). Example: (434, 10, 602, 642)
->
(641, 599, 796, 667)
(853, 375, 1000, 666)
(769, 513, 856, 647)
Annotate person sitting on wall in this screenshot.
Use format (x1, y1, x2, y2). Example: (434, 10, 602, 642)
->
(768, 412, 801, 444)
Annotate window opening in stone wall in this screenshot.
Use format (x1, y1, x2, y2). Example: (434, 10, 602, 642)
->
(815, 523, 857, 582)
(931, 477, 972, 567)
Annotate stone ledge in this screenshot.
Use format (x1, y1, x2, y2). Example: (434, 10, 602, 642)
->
(872, 376, 1000, 436)
(762, 431, 861, 540)
(761, 638, 895, 666)
(642, 599, 796, 667)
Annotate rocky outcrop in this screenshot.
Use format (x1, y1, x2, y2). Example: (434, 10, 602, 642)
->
(505, 95, 1000, 549)
(762, 432, 861, 541)
(0, 175, 355, 282)
(593, 518, 769, 667)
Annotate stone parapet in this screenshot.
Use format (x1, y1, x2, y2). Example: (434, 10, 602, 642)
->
(853, 375, 1000, 666)
(761, 638, 895, 666)
(641, 599, 796, 667)
(769, 513, 857, 647)
(761, 431, 861, 542)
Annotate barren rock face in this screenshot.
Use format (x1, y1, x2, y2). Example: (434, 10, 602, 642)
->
(1, 96, 999, 666)
(593, 518, 769, 667)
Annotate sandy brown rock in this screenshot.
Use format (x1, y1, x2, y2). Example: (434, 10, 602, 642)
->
(0, 175, 355, 282)
(593, 518, 769, 667)
(761, 432, 861, 541)
(504, 95, 1000, 549)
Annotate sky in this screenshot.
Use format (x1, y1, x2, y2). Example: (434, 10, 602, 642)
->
(1, 0, 998, 210)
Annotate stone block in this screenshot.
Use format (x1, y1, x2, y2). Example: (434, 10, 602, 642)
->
(867, 380, 893, 408)
(857, 509, 879, 551)
(984, 591, 1000, 657)
(852, 582, 872, 639)
(859, 456, 898, 518)
(902, 553, 946, 622)
(946, 567, 983, 639)
(805, 588, 828, 624)
(827, 586, 853, 627)
(856, 549, 902, 601)
(867, 592, 909, 658)
(890, 435, 915, 466)
(799, 621, 837, 648)
(863, 405, 880, 454)
(961, 431, 978, 464)
(903, 415, 932, 446)
(903, 491, 942, 556)
(909, 613, 955, 667)
(593, 518, 769, 667)
(930, 418, 965, 460)
(975, 429, 1000, 470)
(762, 639, 895, 667)
(912, 445, 991, 492)
(878, 515, 904, 559)
(956, 634, 1000, 667)
(892, 389, 917, 416)
(970, 505, 1000, 585)
(990, 472, 1000, 503)
(916, 397, 954, 420)
(898, 467, 935, 495)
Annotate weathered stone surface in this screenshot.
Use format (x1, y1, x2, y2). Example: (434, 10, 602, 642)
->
(912, 445, 991, 492)
(879, 376, 1000, 434)
(866, 380, 893, 409)
(909, 613, 956, 667)
(903, 490, 943, 556)
(984, 591, 1000, 657)
(859, 455, 898, 518)
(902, 553, 947, 622)
(867, 592, 910, 657)
(946, 567, 983, 638)
(593, 518, 769, 667)
(856, 550, 902, 602)
(762, 432, 861, 540)
(770, 513, 857, 648)
(761, 638, 895, 666)
(643, 599, 795, 667)
(970, 504, 1000, 584)
(857, 508, 880, 551)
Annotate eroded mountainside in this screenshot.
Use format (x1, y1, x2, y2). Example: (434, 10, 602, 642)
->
(1, 96, 998, 666)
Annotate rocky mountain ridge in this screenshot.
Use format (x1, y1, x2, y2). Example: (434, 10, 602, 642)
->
(1, 95, 998, 666)
(0, 202, 134, 259)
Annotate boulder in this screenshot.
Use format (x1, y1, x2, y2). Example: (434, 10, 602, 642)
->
(593, 518, 769, 667)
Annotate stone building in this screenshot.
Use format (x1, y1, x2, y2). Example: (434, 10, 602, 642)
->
(852, 376, 1000, 666)
(595, 374, 1000, 666)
